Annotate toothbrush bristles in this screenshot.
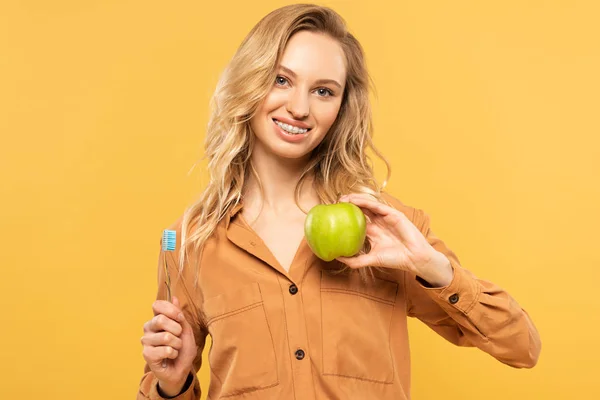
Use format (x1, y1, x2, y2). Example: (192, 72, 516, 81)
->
(162, 229, 176, 252)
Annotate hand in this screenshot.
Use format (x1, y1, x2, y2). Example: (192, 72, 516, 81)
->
(141, 296, 198, 396)
(336, 193, 453, 287)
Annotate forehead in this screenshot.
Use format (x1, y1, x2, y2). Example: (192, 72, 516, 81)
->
(279, 31, 346, 82)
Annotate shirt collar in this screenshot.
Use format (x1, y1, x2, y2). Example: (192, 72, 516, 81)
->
(224, 199, 244, 230)
(229, 200, 244, 217)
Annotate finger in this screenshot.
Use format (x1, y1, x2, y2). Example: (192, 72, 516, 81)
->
(339, 193, 377, 202)
(141, 331, 184, 350)
(143, 320, 152, 333)
(149, 314, 183, 336)
(152, 300, 184, 323)
(345, 196, 419, 241)
(362, 208, 378, 223)
(337, 253, 381, 269)
(142, 345, 180, 365)
(172, 297, 192, 332)
(365, 223, 383, 239)
(171, 296, 187, 324)
(177, 307, 194, 336)
(342, 196, 397, 217)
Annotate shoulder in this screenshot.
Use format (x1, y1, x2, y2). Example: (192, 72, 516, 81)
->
(379, 191, 430, 234)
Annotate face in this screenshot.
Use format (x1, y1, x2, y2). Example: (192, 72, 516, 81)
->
(249, 30, 347, 162)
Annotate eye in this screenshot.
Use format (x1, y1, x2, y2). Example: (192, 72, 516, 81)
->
(275, 75, 288, 86)
(316, 87, 334, 97)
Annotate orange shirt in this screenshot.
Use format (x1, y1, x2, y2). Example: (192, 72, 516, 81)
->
(137, 193, 541, 399)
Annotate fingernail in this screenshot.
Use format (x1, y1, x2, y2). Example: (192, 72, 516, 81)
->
(178, 313, 184, 322)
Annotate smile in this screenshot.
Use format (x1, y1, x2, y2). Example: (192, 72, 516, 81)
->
(272, 119, 311, 135)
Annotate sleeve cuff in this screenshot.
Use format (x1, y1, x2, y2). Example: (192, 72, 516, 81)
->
(143, 372, 197, 400)
(416, 259, 480, 315)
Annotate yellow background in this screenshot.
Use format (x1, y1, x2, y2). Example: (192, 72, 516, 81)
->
(1, 0, 598, 398)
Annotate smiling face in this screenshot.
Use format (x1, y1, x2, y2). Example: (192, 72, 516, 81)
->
(249, 30, 347, 162)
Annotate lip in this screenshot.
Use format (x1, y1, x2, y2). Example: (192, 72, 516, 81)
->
(272, 118, 309, 143)
(272, 116, 312, 130)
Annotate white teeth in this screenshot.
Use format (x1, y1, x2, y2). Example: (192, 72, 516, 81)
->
(274, 120, 308, 134)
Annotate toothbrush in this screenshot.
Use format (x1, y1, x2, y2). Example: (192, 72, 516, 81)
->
(161, 229, 176, 368)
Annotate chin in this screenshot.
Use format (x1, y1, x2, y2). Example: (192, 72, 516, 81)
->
(269, 144, 313, 160)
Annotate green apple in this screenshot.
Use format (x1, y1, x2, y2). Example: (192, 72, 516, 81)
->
(304, 202, 367, 262)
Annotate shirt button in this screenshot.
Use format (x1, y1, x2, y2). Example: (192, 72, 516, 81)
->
(449, 293, 459, 304)
(295, 349, 305, 360)
(289, 284, 298, 295)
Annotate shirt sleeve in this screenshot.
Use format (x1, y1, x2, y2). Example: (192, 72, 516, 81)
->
(404, 207, 541, 369)
(137, 236, 208, 399)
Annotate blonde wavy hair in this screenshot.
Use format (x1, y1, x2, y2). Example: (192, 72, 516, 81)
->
(179, 4, 392, 281)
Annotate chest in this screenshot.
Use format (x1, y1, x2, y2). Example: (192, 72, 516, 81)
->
(197, 238, 404, 397)
(242, 212, 306, 273)
(256, 222, 306, 273)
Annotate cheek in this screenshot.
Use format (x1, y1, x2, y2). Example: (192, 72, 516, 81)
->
(250, 95, 275, 133)
(315, 102, 342, 130)
(260, 91, 286, 114)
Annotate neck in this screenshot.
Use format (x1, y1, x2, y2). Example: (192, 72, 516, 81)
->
(243, 147, 319, 215)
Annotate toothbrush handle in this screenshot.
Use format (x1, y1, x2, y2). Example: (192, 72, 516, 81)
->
(162, 252, 172, 368)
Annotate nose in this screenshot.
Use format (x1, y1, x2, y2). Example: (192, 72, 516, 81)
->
(285, 88, 309, 119)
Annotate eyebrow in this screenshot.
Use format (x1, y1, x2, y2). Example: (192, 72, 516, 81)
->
(279, 65, 343, 90)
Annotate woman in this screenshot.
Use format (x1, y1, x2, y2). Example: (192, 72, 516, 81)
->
(138, 4, 541, 400)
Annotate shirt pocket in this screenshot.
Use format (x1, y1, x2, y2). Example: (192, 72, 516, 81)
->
(203, 282, 279, 397)
(320, 271, 398, 383)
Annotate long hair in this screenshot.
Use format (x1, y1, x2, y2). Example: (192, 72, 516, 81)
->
(180, 4, 391, 282)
